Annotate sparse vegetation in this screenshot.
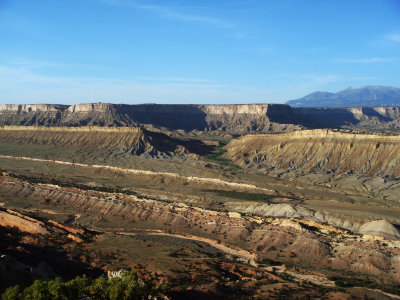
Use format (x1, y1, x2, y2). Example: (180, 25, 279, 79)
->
(204, 189, 274, 203)
(207, 145, 240, 169)
(258, 258, 281, 266)
(2, 121, 400, 299)
(329, 276, 400, 295)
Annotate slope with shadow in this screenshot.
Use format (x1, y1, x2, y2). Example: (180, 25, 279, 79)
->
(0, 211, 101, 294)
(224, 129, 400, 177)
(0, 126, 212, 159)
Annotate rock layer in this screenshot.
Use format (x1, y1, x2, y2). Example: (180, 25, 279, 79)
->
(1, 176, 400, 280)
(1, 103, 400, 132)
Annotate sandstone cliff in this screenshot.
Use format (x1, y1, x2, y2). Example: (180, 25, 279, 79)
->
(2, 103, 399, 133)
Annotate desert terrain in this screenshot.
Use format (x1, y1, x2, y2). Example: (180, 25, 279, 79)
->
(1, 104, 400, 299)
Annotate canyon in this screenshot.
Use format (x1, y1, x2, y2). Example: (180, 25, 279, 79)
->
(1, 103, 400, 298)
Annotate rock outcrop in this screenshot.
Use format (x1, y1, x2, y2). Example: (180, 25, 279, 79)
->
(0, 209, 48, 234)
(224, 202, 363, 232)
(0, 207, 87, 242)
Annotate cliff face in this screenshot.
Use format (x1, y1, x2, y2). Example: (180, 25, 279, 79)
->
(1, 103, 400, 132)
(296, 106, 400, 129)
(0, 104, 67, 113)
(224, 129, 400, 177)
(66, 103, 113, 113)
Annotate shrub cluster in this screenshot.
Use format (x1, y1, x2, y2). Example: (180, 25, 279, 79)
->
(2, 271, 165, 300)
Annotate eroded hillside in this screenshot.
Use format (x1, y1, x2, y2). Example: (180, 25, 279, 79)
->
(0, 126, 210, 158)
(224, 129, 400, 177)
(1, 173, 400, 298)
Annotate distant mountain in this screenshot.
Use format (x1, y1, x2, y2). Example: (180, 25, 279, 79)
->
(286, 85, 400, 107)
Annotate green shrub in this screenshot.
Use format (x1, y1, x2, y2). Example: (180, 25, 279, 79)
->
(1, 285, 20, 300)
(205, 189, 274, 203)
(2, 271, 165, 300)
(259, 258, 281, 266)
(206, 146, 240, 169)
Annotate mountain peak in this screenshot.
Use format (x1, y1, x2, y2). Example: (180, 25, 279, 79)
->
(286, 85, 400, 107)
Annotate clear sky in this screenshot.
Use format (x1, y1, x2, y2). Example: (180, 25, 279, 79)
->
(1, 0, 400, 104)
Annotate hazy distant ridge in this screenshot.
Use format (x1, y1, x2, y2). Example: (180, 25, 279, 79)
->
(286, 85, 400, 107)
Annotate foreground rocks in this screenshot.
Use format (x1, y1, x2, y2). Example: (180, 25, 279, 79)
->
(1, 175, 400, 290)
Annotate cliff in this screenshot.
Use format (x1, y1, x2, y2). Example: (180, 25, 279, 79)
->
(1, 103, 400, 133)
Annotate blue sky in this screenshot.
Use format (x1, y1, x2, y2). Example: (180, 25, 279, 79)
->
(1, 0, 400, 104)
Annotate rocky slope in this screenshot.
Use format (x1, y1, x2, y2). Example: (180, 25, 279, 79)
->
(2, 103, 400, 133)
(287, 85, 400, 107)
(0, 126, 209, 158)
(358, 220, 400, 240)
(0, 213, 100, 293)
(1, 175, 400, 286)
(0, 208, 85, 242)
(224, 129, 400, 177)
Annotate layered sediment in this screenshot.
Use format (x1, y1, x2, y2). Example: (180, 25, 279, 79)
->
(224, 129, 400, 177)
(0, 207, 85, 242)
(0, 126, 209, 158)
(1, 175, 400, 281)
(1, 103, 399, 132)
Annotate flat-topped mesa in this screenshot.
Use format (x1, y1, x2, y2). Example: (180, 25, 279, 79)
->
(67, 102, 114, 113)
(295, 106, 400, 129)
(0, 104, 67, 113)
(1, 102, 400, 132)
(116, 104, 282, 115)
(199, 104, 272, 115)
